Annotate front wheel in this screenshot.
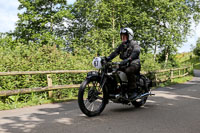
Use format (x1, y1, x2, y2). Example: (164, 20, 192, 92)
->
(78, 77, 107, 117)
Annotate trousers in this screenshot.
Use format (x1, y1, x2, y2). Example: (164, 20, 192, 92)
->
(121, 63, 141, 91)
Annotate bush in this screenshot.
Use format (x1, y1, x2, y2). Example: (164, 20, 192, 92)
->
(0, 43, 97, 109)
(141, 53, 161, 72)
(193, 38, 200, 57)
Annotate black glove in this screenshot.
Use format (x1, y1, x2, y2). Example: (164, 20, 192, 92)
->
(119, 58, 131, 66)
(105, 56, 111, 62)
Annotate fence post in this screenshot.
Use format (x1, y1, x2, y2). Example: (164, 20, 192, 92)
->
(47, 74, 53, 98)
(186, 67, 188, 75)
(155, 73, 158, 86)
(191, 64, 193, 73)
(170, 69, 173, 82)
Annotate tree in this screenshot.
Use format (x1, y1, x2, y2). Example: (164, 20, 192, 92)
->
(69, 0, 200, 60)
(14, 0, 73, 45)
(12, 0, 200, 68)
(150, 0, 200, 67)
(0, 33, 17, 48)
(68, 0, 126, 55)
(194, 37, 200, 56)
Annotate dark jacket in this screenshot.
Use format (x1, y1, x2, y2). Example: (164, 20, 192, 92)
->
(108, 40, 140, 66)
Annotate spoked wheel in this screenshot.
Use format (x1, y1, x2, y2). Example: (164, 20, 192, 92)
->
(132, 75, 148, 107)
(78, 78, 107, 117)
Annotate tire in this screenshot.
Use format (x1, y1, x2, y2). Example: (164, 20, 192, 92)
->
(132, 75, 148, 107)
(131, 97, 147, 107)
(78, 77, 107, 117)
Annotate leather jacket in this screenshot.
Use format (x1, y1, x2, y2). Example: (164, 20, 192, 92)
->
(107, 40, 140, 66)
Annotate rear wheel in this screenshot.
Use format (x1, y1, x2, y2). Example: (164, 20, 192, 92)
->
(132, 75, 148, 107)
(78, 77, 107, 117)
(131, 97, 147, 107)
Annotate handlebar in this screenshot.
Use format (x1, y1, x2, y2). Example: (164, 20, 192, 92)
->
(101, 57, 120, 70)
(106, 61, 120, 66)
(111, 62, 120, 65)
(105, 62, 121, 72)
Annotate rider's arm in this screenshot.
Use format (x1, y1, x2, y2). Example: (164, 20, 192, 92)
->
(129, 43, 140, 61)
(120, 42, 140, 65)
(106, 45, 121, 61)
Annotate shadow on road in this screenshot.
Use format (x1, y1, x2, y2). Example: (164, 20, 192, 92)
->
(194, 69, 200, 77)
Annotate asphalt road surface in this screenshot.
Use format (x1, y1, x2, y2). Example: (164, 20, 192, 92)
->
(0, 73, 200, 133)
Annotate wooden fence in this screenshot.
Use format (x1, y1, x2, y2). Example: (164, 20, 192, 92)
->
(150, 66, 190, 86)
(0, 66, 191, 97)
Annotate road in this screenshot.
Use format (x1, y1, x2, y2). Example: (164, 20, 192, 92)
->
(0, 73, 200, 133)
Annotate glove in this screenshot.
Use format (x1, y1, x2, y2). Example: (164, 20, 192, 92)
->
(119, 58, 131, 66)
(105, 56, 111, 62)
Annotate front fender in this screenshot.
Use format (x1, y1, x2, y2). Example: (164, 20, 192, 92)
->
(86, 71, 100, 80)
(86, 71, 109, 104)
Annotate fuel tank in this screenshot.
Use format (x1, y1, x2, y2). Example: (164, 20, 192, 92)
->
(117, 71, 128, 82)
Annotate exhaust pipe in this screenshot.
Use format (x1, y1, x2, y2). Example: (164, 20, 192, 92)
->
(110, 92, 154, 102)
(131, 92, 155, 101)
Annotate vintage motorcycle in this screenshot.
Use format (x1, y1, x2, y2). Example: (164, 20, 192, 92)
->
(78, 57, 153, 117)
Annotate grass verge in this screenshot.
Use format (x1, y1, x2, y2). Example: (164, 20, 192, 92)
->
(0, 95, 78, 111)
(156, 75, 193, 88)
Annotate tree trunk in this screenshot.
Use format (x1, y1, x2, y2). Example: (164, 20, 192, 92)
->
(153, 43, 157, 61)
(164, 47, 169, 68)
(50, 2, 53, 33)
(112, 5, 115, 48)
(154, 11, 161, 61)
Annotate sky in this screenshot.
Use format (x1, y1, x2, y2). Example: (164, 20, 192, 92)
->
(0, 0, 200, 53)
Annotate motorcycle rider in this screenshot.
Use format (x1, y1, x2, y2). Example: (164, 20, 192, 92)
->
(106, 27, 141, 99)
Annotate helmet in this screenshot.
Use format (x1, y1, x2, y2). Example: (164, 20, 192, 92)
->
(120, 27, 134, 41)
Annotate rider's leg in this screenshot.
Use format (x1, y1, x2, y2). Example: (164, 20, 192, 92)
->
(125, 64, 140, 99)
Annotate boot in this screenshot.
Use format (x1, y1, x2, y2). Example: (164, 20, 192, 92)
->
(128, 84, 138, 100)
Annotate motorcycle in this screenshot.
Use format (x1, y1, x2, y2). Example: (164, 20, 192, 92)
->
(78, 57, 153, 117)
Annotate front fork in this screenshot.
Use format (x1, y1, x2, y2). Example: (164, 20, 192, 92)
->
(99, 73, 109, 104)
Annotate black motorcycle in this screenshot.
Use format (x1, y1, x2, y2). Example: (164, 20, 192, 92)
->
(78, 57, 153, 117)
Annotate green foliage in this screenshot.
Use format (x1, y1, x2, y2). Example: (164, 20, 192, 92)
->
(188, 56, 200, 69)
(0, 92, 51, 110)
(14, 0, 73, 45)
(158, 75, 193, 88)
(141, 53, 161, 71)
(0, 43, 95, 110)
(194, 37, 200, 56)
(8, 0, 200, 65)
(0, 43, 93, 88)
(69, 0, 200, 58)
(177, 52, 200, 70)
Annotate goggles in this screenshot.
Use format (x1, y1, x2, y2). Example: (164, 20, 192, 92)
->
(120, 28, 128, 34)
